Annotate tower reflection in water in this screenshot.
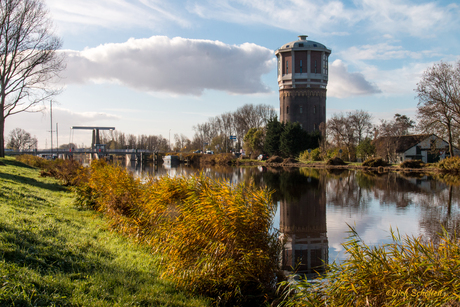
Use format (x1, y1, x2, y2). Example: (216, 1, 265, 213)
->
(279, 175, 328, 279)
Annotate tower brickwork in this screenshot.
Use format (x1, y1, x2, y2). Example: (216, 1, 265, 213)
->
(275, 35, 331, 133)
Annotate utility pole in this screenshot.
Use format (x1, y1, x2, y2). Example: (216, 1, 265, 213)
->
(56, 123, 59, 154)
(50, 100, 53, 156)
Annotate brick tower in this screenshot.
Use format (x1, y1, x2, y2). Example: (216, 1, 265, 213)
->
(275, 35, 331, 133)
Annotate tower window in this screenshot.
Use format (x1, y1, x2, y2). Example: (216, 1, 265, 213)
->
(300, 106, 303, 113)
(314, 106, 316, 114)
(286, 60, 289, 74)
(315, 60, 317, 73)
(313, 124, 316, 130)
(287, 106, 289, 114)
(300, 60, 303, 73)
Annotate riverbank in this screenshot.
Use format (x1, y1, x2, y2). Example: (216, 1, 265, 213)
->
(0, 157, 210, 306)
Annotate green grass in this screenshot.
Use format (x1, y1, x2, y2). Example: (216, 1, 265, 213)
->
(0, 157, 210, 307)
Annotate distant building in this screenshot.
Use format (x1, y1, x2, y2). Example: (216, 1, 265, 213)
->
(275, 35, 331, 133)
(373, 134, 460, 163)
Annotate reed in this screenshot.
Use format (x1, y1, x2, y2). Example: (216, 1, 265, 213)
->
(277, 226, 460, 306)
(72, 160, 281, 305)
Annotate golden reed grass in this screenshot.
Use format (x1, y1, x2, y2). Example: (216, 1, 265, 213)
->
(277, 227, 460, 306)
(72, 160, 281, 305)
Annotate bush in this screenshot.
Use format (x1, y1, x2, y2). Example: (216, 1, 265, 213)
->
(200, 153, 237, 165)
(299, 148, 322, 161)
(266, 156, 284, 163)
(16, 154, 51, 169)
(437, 156, 460, 173)
(16, 155, 83, 186)
(400, 159, 425, 169)
(326, 157, 346, 166)
(362, 157, 388, 167)
(278, 227, 460, 306)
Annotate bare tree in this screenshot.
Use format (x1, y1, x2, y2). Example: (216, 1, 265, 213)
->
(6, 127, 36, 150)
(349, 110, 373, 144)
(327, 113, 356, 160)
(0, 0, 65, 157)
(416, 61, 460, 157)
(174, 133, 190, 151)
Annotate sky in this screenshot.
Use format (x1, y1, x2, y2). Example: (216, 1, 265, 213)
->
(7, 0, 460, 149)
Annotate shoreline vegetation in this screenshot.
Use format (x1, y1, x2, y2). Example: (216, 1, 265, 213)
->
(0, 156, 210, 306)
(175, 152, 460, 176)
(2, 155, 460, 306)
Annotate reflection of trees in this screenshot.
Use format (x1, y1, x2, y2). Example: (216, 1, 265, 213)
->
(261, 168, 326, 204)
(418, 185, 460, 242)
(326, 171, 373, 210)
(371, 173, 449, 210)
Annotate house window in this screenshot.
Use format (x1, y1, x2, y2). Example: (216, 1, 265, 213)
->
(416, 146, 421, 155)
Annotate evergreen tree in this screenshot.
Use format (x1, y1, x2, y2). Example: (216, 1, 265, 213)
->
(280, 121, 309, 157)
(305, 130, 322, 150)
(264, 116, 283, 155)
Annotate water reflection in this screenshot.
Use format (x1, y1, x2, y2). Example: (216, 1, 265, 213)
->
(126, 162, 460, 277)
(279, 172, 328, 278)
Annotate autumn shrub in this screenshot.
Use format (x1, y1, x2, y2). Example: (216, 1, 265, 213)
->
(73, 160, 281, 305)
(362, 157, 388, 167)
(400, 159, 425, 169)
(437, 156, 460, 173)
(40, 159, 84, 186)
(16, 154, 51, 169)
(299, 148, 321, 161)
(278, 227, 460, 307)
(16, 155, 83, 186)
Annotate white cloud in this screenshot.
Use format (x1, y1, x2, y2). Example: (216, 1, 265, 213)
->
(45, 0, 190, 30)
(359, 0, 458, 37)
(187, 0, 458, 37)
(328, 59, 381, 98)
(61, 36, 275, 95)
(339, 43, 440, 61)
(188, 0, 356, 35)
(360, 62, 430, 95)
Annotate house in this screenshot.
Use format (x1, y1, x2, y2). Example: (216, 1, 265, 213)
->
(373, 134, 460, 164)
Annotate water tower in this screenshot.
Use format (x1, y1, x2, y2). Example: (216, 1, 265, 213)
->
(275, 35, 331, 133)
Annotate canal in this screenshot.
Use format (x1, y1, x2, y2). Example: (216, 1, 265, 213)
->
(127, 161, 460, 278)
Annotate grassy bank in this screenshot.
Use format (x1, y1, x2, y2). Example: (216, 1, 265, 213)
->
(0, 157, 210, 306)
